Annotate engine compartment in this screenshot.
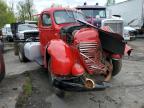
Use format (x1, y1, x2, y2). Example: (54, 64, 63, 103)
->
(60, 25, 85, 44)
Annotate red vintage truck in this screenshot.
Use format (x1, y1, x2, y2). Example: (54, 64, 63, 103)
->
(11, 7, 131, 96)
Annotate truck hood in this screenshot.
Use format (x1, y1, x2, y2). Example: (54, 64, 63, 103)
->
(74, 28, 99, 44)
(73, 20, 126, 54)
(124, 26, 136, 31)
(19, 30, 39, 34)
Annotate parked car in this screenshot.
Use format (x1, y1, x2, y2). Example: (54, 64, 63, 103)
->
(11, 7, 132, 97)
(2, 24, 13, 42)
(0, 40, 5, 82)
(123, 26, 137, 41)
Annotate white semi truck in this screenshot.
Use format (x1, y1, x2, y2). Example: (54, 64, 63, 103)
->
(107, 0, 144, 28)
(107, 0, 144, 39)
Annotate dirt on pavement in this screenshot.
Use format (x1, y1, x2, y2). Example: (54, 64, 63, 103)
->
(15, 39, 144, 108)
(1, 39, 144, 108)
(0, 43, 40, 108)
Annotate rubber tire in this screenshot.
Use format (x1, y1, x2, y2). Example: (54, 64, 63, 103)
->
(112, 59, 122, 76)
(47, 59, 65, 98)
(7, 37, 10, 42)
(7, 37, 13, 42)
(18, 43, 29, 62)
(0, 70, 5, 82)
(14, 42, 19, 55)
(0, 50, 5, 82)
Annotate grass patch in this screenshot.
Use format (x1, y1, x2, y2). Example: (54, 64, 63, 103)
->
(16, 75, 32, 108)
(23, 77, 32, 96)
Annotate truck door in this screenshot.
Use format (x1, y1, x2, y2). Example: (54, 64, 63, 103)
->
(39, 13, 54, 56)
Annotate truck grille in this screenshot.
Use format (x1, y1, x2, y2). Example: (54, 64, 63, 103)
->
(104, 23, 123, 35)
(79, 42, 106, 74)
(102, 20, 123, 36)
(24, 32, 39, 39)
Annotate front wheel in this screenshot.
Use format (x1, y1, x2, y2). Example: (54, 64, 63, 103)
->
(47, 58, 65, 98)
(18, 43, 29, 62)
(0, 71, 5, 82)
(14, 42, 19, 55)
(0, 52, 5, 82)
(112, 59, 122, 76)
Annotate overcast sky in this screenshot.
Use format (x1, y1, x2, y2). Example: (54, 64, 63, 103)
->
(6, 0, 127, 13)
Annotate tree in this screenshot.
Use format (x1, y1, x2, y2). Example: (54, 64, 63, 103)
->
(106, 0, 116, 6)
(17, 0, 36, 21)
(0, 0, 15, 28)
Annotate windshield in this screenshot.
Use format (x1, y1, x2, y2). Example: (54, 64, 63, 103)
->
(54, 10, 85, 24)
(7, 27, 11, 33)
(73, 12, 85, 21)
(18, 24, 37, 31)
(81, 9, 106, 18)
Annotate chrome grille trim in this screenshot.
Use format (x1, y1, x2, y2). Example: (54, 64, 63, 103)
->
(102, 19, 124, 36)
(79, 42, 105, 73)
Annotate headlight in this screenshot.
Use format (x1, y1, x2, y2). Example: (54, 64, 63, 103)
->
(72, 63, 85, 76)
(18, 33, 24, 39)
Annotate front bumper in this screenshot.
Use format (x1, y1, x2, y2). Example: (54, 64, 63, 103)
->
(53, 76, 111, 92)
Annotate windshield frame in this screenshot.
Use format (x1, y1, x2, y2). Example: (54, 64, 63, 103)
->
(54, 10, 75, 25)
(18, 24, 37, 32)
(53, 10, 85, 25)
(81, 8, 106, 18)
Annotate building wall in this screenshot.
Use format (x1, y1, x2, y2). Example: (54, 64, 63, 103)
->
(107, 0, 143, 27)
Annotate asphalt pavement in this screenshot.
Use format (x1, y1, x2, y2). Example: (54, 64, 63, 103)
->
(0, 39, 144, 108)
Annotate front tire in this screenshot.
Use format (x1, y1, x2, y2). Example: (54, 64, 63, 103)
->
(0, 70, 5, 82)
(47, 58, 65, 98)
(0, 51, 5, 82)
(18, 43, 29, 62)
(112, 59, 122, 76)
(14, 42, 19, 55)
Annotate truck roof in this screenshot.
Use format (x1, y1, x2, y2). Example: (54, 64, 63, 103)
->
(4, 24, 11, 28)
(76, 5, 106, 9)
(42, 7, 78, 13)
(108, 0, 134, 6)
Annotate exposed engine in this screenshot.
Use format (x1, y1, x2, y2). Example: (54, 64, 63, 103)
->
(60, 25, 85, 44)
(24, 32, 39, 41)
(78, 40, 113, 83)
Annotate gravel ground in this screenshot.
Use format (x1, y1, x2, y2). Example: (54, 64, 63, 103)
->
(0, 43, 40, 108)
(1, 39, 144, 108)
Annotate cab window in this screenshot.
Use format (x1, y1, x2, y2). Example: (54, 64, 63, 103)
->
(42, 14, 51, 26)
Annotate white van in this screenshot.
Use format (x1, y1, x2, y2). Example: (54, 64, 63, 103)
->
(2, 24, 13, 42)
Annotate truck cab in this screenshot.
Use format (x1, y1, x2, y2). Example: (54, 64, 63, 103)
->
(76, 5, 124, 37)
(38, 7, 85, 56)
(76, 5, 106, 27)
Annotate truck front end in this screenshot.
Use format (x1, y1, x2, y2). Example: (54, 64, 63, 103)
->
(44, 8, 126, 91)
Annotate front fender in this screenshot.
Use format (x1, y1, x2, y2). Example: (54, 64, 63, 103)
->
(47, 39, 74, 76)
